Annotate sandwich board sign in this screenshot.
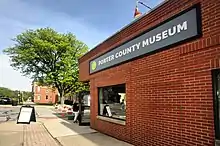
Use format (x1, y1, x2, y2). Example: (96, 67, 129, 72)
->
(17, 105, 36, 124)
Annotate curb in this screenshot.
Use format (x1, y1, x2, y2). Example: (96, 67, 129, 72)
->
(39, 121, 64, 146)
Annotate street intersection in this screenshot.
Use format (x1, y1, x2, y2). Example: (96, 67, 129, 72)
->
(0, 106, 20, 122)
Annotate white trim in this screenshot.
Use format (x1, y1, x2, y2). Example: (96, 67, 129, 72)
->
(97, 116, 125, 125)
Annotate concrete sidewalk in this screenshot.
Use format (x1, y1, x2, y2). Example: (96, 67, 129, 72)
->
(35, 106, 58, 119)
(57, 132, 132, 146)
(41, 118, 132, 146)
(36, 106, 133, 146)
(0, 121, 23, 146)
(0, 121, 60, 146)
(41, 118, 97, 138)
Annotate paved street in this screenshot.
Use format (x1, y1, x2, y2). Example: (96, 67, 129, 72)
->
(0, 106, 20, 122)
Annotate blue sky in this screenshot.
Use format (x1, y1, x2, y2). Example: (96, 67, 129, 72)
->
(0, 0, 163, 91)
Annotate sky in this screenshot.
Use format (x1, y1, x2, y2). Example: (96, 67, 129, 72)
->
(0, 0, 164, 91)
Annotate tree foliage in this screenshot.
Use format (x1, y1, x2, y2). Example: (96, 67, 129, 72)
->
(22, 91, 33, 102)
(0, 87, 31, 101)
(4, 28, 89, 104)
(0, 87, 16, 98)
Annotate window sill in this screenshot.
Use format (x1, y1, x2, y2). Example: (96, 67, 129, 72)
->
(215, 139, 220, 146)
(97, 116, 125, 125)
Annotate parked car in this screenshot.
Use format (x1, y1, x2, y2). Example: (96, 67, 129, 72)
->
(0, 97, 12, 104)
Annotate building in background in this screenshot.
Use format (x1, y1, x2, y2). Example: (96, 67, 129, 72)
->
(32, 82, 58, 104)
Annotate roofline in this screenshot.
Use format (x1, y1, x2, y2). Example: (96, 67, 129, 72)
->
(79, 0, 170, 61)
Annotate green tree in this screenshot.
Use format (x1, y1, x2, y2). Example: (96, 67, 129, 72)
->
(0, 87, 16, 98)
(22, 91, 32, 102)
(4, 28, 89, 105)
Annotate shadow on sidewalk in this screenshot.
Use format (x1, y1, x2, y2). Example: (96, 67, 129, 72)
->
(52, 111, 95, 133)
(60, 120, 97, 136)
(58, 118, 132, 146)
(50, 110, 132, 146)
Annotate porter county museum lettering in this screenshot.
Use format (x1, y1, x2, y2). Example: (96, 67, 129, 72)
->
(99, 21, 186, 65)
(90, 7, 201, 74)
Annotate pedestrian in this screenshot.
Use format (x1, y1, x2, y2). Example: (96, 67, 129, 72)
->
(72, 100, 79, 123)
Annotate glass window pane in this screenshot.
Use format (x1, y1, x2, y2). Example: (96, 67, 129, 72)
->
(37, 95, 41, 100)
(98, 84, 126, 120)
(217, 74, 220, 131)
(99, 88, 104, 115)
(38, 86, 40, 92)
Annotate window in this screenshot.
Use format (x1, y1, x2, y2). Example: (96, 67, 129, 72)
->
(37, 95, 41, 100)
(46, 95, 48, 100)
(37, 86, 40, 92)
(46, 89, 49, 94)
(83, 94, 90, 106)
(98, 84, 126, 120)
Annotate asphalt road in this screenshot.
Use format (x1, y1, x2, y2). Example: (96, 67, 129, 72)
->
(0, 106, 20, 122)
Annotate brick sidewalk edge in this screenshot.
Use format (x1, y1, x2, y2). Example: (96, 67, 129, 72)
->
(39, 121, 64, 146)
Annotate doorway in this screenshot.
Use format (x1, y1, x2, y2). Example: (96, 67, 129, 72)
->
(212, 69, 220, 141)
(77, 91, 90, 126)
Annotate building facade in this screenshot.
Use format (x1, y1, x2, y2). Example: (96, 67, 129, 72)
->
(32, 82, 58, 104)
(79, 0, 220, 145)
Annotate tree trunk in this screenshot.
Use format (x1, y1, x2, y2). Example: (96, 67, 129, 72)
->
(60, 90, 65, 105)
(61, 96, 65, 105)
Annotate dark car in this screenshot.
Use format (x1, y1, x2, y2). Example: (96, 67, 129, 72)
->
(0, 97, 12, 104)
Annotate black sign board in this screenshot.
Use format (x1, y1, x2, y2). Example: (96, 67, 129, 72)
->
(17, 105, 36, 124)
(89, 4, 202, 74)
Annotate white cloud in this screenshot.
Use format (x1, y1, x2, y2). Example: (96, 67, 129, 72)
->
(0, 54, 32, 91)
(0, 0, 110, 49)
(0, 0, 110, 91)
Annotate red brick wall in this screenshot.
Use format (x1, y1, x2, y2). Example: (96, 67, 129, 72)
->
(33, 85, 58, 104)
(79, 0, 220, 145)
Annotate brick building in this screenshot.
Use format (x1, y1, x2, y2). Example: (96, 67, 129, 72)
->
(32, 82, 58, 104)
(79, 0, 220, 146)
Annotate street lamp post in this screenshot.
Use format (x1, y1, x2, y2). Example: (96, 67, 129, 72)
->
(17, 91, 23, 104)
(18, 91, 20, 103)
(137, 1, 152, 10)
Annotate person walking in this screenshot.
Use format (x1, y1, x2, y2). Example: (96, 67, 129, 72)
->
(72, 100, 79, 123)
